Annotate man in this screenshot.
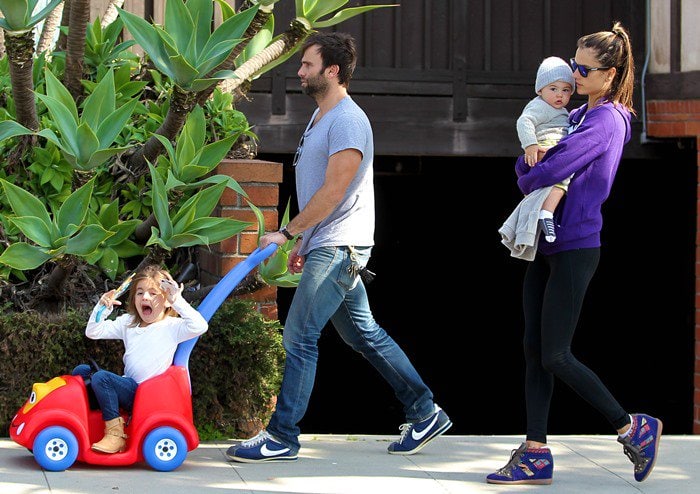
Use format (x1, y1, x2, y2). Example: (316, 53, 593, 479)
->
(226, 32, 451, 463)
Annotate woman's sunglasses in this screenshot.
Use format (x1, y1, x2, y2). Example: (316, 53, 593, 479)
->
(569, 58, 610, 78)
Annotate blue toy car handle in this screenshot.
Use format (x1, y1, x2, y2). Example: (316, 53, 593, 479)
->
(173, 243, 278, 367)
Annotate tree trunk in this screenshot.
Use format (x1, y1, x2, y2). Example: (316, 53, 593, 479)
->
(0, 28, 5, 59)
(220, 19, 309, 97)
(55, 0, 71, 52)
(5, 27, 40, 171)
(37, 2, 64, 55)
(101, 0, 125, 28)
(64, 0, 90, 102)
(134, 245, 171, 273)
(126, 85, 198, 176)
(133, 213, 158, 245)
(5, 30, 39, 131)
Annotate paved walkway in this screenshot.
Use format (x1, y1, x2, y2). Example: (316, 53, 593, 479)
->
(1, 434, 698, 493)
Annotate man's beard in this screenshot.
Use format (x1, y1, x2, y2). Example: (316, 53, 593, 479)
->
(302, 71, 329, 98)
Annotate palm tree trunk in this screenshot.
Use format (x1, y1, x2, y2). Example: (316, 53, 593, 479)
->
(55, 0, 71, 52)
(127, 85, 198, 176)
(5, 30, 39, 131)
(220, 19, 309, 97)
(64, 0, 90, 101)
(195, 6, 273, 106)
(101, 0, 125, 28)
(37, 2, 64, 55)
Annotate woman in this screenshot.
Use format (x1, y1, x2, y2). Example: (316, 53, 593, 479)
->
(487, 22, 662, 485)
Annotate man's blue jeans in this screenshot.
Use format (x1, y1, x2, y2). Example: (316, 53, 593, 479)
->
(266, 246, 435, 453)
(72, 364, 138, 421)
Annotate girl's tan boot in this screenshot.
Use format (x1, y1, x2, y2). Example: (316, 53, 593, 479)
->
(92, 417, 127, 453)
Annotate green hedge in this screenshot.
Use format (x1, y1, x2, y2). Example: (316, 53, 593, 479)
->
(0, 299, 284, 440)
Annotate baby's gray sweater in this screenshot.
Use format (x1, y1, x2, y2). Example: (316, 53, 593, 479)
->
(516, 96, 569, 149)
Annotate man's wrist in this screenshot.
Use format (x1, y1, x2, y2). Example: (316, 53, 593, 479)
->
(279, 226, 294, 240)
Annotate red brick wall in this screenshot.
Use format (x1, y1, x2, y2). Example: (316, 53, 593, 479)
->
(197, 159, 283, 320)
(646, 100, 700, 433)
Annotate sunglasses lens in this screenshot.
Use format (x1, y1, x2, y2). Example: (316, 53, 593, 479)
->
(570, 58, 588, 77)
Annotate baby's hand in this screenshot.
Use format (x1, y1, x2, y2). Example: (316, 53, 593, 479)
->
(524, 145, 540, 167)
(160, 277, 183, 304)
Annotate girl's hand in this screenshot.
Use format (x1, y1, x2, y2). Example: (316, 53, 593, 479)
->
(99, 289, 121, 308)
(160, 276, 183, 304)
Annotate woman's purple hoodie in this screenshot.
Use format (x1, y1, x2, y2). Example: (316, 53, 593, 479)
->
(515, 101, 631, 255)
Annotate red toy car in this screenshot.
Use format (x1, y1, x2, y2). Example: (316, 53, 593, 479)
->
(9, 245, 276, 471)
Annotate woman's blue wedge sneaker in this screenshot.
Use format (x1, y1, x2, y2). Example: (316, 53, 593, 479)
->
(486, 443, 554, 485)
(618, 413, 663, 482)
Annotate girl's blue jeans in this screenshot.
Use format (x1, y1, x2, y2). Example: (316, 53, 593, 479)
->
(266, 246, 435, 453)
(72, 364, 138, 421)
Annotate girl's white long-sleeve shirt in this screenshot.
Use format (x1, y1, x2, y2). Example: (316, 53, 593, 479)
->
(85, 297, 208, 383)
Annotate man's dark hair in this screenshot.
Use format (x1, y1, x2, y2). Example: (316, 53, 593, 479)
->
(301, 32, 357, 87)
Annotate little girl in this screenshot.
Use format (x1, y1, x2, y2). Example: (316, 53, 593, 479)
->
(72, 265, 208, 454)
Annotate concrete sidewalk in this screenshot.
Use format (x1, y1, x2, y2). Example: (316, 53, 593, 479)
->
(1, 434, 698, 493)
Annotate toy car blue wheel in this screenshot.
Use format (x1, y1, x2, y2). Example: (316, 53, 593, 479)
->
(142, 426, 188, 471)
(33, 426, 79, 471)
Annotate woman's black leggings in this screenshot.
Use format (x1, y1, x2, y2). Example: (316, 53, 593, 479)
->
(522, 248, 629, 443)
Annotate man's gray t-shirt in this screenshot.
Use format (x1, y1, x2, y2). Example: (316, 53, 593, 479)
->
(295, 96, 375, 256)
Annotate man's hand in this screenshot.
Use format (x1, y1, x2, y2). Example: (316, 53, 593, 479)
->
(260, 231, 288, 250)
(287, 242, 304, 274)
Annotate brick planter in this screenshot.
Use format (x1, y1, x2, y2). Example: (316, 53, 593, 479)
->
(197, 159, 283, 320)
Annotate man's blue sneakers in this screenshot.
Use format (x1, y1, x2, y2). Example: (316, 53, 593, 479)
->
(226, 430, 298, 463)
(618, 413, 663, 482)
(387, 404, 452, 455)
(486, 443, 554, 485)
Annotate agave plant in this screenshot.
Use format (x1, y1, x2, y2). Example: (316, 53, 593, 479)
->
(144, 163, 252, 256)
(117, 0, 259, 172)
(219, 0, 398, 96)
(195, 0, 281, 105)
(36, 68, 139, 171)
(82, 199, 143, 280)
(133, 104, 253, 241)
(0, 177, 113, 270)
(83, 16, 138, 79)
(153, 105, 254, 192)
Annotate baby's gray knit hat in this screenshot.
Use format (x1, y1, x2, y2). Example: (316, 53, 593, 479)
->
(535, 56, 575, 93)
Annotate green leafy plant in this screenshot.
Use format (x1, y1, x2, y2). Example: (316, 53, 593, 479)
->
(153, 105, 254, 192)
(146, 163, 251, 252)
(83, 16, 138, 79)
(221, 0, 398, 94)
(0, 0, 399, 310)
(0, 177, 112, 270)
(191, 298, 284, 440)
(82, 200, 143, 280)
(36, 68, 139, 171)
